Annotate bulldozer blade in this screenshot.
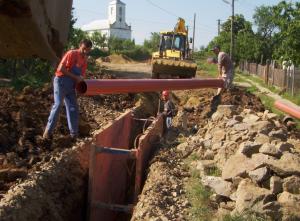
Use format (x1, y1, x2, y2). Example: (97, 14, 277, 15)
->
(0, 0, 73, 61)
(152, 59, 197, 79)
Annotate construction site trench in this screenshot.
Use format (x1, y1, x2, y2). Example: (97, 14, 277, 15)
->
(1, 59, 300, 221)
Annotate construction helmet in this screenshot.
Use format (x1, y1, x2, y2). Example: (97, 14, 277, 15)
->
(162, 90, 169, 97)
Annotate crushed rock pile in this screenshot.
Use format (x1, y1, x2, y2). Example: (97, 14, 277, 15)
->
(131, 87, 267, 221)
(177, 105, 300, 220)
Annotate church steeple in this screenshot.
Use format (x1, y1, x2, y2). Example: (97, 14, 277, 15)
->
(108, 0, 126, 25)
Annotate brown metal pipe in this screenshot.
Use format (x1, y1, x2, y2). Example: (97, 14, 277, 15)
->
(76, 78, 224, 95)
(274, 100, 300, 119)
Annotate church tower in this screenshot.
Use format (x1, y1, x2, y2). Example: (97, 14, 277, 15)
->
(108, 0, 126, 25)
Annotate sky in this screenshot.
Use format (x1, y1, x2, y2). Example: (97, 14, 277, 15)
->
(73, 0, 294, 49)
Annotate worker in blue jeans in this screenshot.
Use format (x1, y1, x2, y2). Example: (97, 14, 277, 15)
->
(43, 39, 93, 139)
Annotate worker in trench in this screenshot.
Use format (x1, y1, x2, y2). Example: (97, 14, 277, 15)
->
(43, 39, 93, 140)
(159, 91, 176, 131)
(208, 45, 234, 107)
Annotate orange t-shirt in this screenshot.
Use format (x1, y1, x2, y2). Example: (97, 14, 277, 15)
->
(55, 49, 88, 77)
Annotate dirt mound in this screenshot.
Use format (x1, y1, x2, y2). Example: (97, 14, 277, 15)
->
(221, 87, 265, 112)
(0, 146, 89, 221)
(0, 81, 135, 195)
(97, 54, 134, 64)
(171, 87, 264, 130)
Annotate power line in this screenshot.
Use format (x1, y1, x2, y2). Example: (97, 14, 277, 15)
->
(145, 0, 180, 18)
(76, 8, 216, 32)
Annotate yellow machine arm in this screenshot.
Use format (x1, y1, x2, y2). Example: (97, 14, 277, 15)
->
(174, 18, 187, 33)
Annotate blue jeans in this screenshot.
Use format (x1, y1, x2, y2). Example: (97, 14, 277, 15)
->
(46, 76, 79, 136)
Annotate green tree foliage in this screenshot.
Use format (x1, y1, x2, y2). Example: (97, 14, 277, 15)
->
(143, 32, 160, 53)
(207, 14, 256, 63)
(252, 1, 300, 64)
(90, 31, 107, 49)
(253, 5, 278, 64)
(107, 36, 150, 60)
(272, 1, 300, 64)
(66, 8, 87, 50)
(206, 1, 300, 66)
(221, 14, 253, 35)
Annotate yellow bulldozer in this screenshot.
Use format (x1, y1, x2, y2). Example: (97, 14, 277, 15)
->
(151, 18, 197, 79)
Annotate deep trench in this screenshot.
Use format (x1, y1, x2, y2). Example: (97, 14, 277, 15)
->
(0, 93, 161, 221)
(67, 94, 160, 221)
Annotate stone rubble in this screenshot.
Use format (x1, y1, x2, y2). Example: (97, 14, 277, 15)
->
(189, 105, 300, 220)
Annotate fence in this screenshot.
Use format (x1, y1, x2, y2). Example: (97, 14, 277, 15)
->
(239, 61, 300, 96)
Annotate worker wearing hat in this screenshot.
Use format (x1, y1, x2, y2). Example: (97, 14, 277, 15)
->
(211, 45, 233, 96)
(160, 90, 175, 129)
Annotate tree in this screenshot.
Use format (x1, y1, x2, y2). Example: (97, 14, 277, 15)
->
(252, 1, 300, 65)
(271, 1, 300, 64)
(143, 32, 160, 53)
(207, 14, 258, 64)
(252, 5, 277, 63)
(221, 14, 253, 35)
(253, 6, 277, 39)
(66, 8, 88, 50)
(122, 39, 135, 50)
(90, 31, 107, 49)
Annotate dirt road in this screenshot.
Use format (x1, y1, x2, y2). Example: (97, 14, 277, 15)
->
(99, 62, 152, 79)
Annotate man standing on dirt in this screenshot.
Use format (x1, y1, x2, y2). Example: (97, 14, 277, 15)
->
(211, 45, 233, 96)
(43, 39, 93, 140)
(159, 91, 175, 129)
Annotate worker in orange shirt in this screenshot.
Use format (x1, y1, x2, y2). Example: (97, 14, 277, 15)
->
(43, 39, 93, 139)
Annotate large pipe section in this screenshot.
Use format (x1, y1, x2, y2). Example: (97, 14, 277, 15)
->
(274, 100, 300, 119)
(76, 78, 224, 95)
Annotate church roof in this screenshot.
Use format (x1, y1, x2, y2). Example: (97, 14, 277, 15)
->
(81, 19, 109, 31)
(109, 0, 125, 5)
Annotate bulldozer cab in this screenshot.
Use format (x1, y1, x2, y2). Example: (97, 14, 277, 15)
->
(151, 18, 197, 79)
(159, 33, 187, 59)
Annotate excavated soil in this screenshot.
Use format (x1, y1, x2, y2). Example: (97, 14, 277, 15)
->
(0, 79, 135, 197)
(97, 54, 135, 64)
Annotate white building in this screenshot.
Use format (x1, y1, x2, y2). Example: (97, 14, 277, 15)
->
(82, 0, 131, 40)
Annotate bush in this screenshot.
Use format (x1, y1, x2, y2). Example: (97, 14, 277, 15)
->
(122, 46, 151, 61)
(89, 48, 109, 59)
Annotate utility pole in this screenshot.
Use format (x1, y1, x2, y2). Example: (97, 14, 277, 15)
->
(222, 0, 235, 60)
(192, 13, 196, 53)
(230, 0, 234, 61)
(217, 19, 221, 35)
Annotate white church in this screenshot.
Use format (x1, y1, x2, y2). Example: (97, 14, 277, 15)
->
(82, 0, 132, 40)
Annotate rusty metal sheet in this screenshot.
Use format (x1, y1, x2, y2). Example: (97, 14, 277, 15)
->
(89, 111, 135, 221)
(88, 110, 165, 220)
(89, 146, 135, 221)
(134, 114, 164, 201)
(94, 111, 133, 148)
